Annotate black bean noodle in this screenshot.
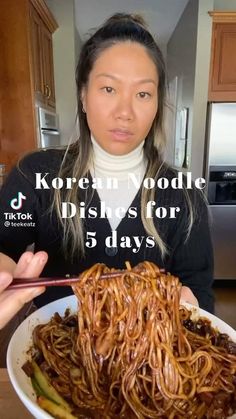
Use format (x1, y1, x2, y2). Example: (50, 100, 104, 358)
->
(31, 261, 236, 418)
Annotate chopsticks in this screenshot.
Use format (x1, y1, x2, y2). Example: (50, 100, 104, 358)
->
(7, 271, 127, 290)
(7, 268, 166, 290)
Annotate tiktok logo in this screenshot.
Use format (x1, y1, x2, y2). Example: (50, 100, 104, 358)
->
(10, 192, 27, 210)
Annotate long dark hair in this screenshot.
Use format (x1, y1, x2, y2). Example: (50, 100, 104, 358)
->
(54, 13, 174, 259)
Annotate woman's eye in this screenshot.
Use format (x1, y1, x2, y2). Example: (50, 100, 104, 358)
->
(102, 87, 115, 94)
(137, 92, 151, 99)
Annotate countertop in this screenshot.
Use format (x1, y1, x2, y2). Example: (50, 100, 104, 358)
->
(0, 369, 33, 418)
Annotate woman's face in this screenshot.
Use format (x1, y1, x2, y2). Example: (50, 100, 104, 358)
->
(81, 42, 158, 155)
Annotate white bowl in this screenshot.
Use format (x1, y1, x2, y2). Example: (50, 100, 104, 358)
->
(7, 296, 236, 419)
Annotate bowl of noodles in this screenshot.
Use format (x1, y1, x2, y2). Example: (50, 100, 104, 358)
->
(6, 262, 236, 419)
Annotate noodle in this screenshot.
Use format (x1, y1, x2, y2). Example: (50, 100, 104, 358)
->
(31, 262, 236, 418)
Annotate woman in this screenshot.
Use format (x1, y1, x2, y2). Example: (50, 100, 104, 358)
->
(0, 13, 214, 325)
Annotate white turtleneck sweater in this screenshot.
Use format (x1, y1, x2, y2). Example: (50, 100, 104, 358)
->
(90, 136, 147, 230)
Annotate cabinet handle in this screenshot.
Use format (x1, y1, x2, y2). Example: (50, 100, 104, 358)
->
(45, 84, 51, 99)
(44, 84, 48, 97)
(48, 85, 51, 99)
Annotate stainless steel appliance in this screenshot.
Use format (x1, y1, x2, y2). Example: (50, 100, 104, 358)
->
(37, 106, 60, 148)
(205, 103, 236, 280)
(208, 166, 236, 205)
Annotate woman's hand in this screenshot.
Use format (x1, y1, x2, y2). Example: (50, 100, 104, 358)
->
(0, 251, 48, 329)
(180, 286, 199, 307)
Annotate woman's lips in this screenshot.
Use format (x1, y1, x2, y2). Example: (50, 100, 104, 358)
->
(109, 129, 134, 141)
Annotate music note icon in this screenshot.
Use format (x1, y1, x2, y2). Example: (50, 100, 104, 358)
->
(10, 192, 27, 210)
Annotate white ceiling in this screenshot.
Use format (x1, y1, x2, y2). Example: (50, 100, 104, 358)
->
(74, 0, 189, 49)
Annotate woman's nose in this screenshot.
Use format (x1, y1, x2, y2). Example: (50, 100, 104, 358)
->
(114, 95, 134, 121)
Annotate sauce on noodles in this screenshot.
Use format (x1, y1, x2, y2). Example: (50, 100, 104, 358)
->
(27, 262, 236, 418)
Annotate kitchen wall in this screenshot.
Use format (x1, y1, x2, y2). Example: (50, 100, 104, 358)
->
(214, 0, 236, 8)
(190, 0, 214, 179)
(166, 0, 236, 179)
(45, 0, 81, 145)
(166, 0, 198, 169)
(187, 0, 236, 179)
(167, 0, 214, 179)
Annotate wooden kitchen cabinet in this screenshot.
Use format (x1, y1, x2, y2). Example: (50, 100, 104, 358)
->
(30, 3, 45, 104)
(209, 11, 236, 101)
(41, 24, 56, 108)
(30, 2, 56, 109)
(0, 0, 58, 172)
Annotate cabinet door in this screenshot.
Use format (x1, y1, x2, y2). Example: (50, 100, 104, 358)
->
(29, 4, 44, 103)
(41, 24, 56, 109)
(209, 23, 236, 101)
